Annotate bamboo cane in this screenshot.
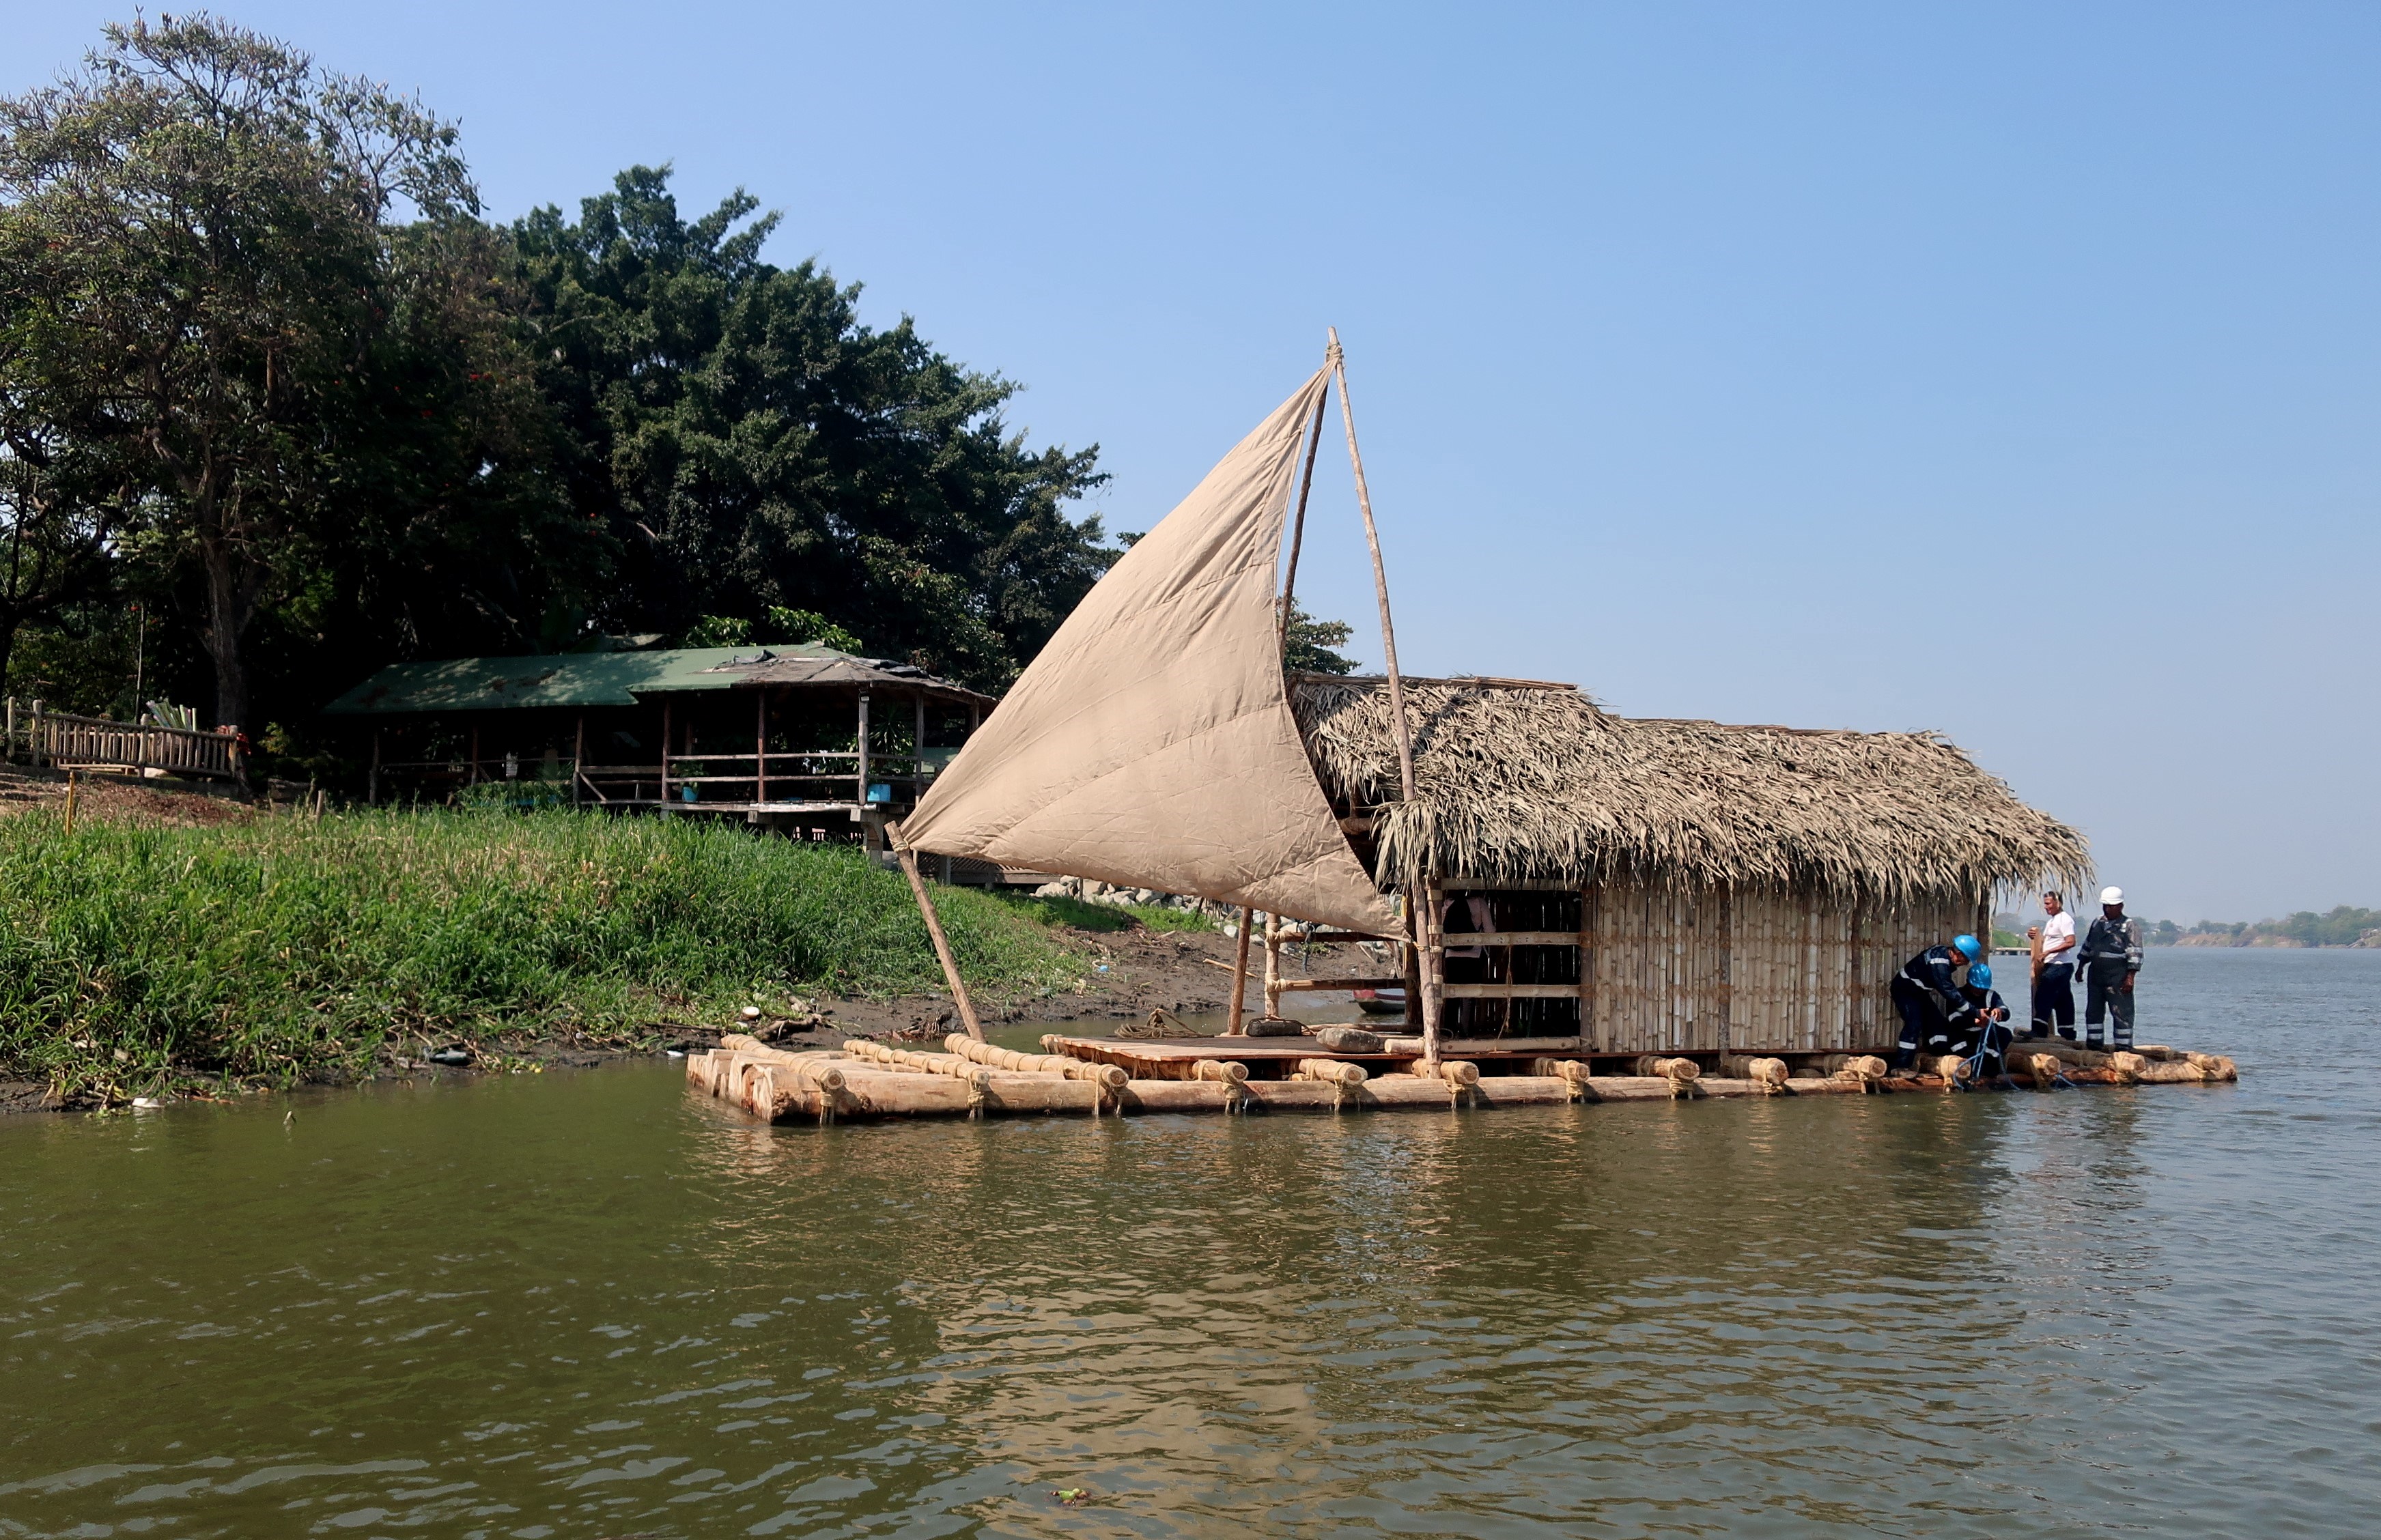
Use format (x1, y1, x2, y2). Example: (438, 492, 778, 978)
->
(1278, 390, 1330, 653)
(1226, 904, 1253, 1036)
(1327, 329, 1437, 1069)
(890, 831, 984, 1040)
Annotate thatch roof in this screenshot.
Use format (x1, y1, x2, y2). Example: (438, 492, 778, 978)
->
(1293, 676, 2091, 904)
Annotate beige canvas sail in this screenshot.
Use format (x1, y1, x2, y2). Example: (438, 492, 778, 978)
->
(897, 367, 1402, 936)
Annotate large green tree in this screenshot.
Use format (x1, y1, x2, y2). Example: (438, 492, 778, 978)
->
(0, 16, 584, 731)
(513, 167, 1112, 688)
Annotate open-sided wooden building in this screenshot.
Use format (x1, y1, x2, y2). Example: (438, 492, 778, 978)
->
(1293, 676, 2091, 1057)
(324, 642, 993, 847)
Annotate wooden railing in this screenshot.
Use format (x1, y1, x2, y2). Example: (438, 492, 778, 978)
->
(3, 698, 244, 783)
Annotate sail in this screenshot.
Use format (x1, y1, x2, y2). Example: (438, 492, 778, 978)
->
(897, 367, 1403, 936)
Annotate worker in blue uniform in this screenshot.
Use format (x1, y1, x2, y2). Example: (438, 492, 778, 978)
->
(1952, 961, 2016, 1076)
(1889, 934, 1982, 1069)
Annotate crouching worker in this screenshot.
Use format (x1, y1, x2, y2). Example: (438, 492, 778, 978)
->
(1950, 962, 2016, 1076)
(1890, 934, 1982, 1070)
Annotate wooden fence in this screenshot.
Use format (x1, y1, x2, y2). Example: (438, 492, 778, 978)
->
(1, 698, 244, 783)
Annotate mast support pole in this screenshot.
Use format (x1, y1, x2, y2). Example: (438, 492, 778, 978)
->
(891, 825, 985, 1040)
(1329, 328, 1441, 1068)
(1226, 904, 1254, 1036)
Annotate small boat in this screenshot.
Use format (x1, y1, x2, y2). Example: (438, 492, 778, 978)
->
(1353, 987, 1408, 1016)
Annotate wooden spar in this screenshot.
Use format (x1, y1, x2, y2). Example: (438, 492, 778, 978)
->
(1327, 328, 1439, 1068)
(890, 827, 985, 1040)
(755, 690, 768, 803)
(569, 717, 581, 808)
(1226, 904, 1254, 1036)
(1278, 388, 1331, 653)
(658, 702, 671, 811)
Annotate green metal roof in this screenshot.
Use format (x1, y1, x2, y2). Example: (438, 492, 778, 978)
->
(323, 645, 852, 715)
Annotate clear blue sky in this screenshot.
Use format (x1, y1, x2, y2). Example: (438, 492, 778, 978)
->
(12, 1, 2377, 923)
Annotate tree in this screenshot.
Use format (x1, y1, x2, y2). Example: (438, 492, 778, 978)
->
(0, 15, 479, 730)
(1284, 600, 1360, 674)
(513, 167, 1112, 689)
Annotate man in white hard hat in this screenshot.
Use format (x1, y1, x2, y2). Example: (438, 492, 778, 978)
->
(2076, 886, 2144, 1050)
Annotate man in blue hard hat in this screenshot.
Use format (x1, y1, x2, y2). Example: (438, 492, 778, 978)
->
(1953, 961, 2016, 1077)
(1889, 933, 1983, 1070)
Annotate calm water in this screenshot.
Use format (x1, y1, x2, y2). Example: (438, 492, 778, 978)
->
(2, 950, 2376, 1539)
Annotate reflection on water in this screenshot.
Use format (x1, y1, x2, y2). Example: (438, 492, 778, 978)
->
(1, 950, 2376, 1538)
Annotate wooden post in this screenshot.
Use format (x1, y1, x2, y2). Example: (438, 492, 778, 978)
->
(29, 699, 43, 769)
(659, 702, 672, 814)
(570, 716, 583, 808)
(369, 728, 382, 807)
(4, 696, 13, 761)
(856, 691, 871, 808)
(1226, 904, 1254, 1036)
(892, 830, 984, 1040)
(1329, 330, 1437, 1066)
(64, 768, 77, 836)
(755, 690, 768, 805)
(1278, 390, 1331, 655)
(468, 726, 481, 787)
(1263, 911, 1284, 1018)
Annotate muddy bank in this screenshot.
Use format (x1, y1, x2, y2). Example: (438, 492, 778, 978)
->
(0, 924, 1383, 1113)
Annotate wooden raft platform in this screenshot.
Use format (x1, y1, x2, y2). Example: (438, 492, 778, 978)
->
(687, 1032, 2238, 1124)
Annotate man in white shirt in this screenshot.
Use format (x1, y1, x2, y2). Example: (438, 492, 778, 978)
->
(2025, 891, 2078, 1040)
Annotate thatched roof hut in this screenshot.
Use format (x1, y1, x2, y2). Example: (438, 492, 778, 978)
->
(1294, 676, 2091, 905)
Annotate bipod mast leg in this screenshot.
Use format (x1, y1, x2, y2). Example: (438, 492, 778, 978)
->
(891, 826, 985, 1040)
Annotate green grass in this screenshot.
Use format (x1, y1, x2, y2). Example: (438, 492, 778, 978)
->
(0, 808, 1095, 1102)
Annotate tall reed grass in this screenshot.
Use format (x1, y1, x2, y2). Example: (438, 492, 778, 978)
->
(0, 810, 1087, 1100)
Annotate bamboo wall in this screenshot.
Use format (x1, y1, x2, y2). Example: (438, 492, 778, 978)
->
(1443, 879, 1980, 1055)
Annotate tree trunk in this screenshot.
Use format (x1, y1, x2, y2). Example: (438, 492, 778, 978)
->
(198, 536, 255, 733)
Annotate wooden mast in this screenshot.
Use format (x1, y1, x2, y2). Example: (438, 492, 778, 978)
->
(1278, 390, 1330, 653)
(1227, 384, 1334, 1037)
(1327, 328, 1440, 1067)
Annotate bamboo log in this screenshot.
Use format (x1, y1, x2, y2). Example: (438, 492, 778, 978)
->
(1235, 1079, 1339, 1111)
(1928, 1053, 1976, 1089)
(1347, 1076, 1459, 1111)
(942, 1033, 1126, 1085)
(831, 1073, 980, 1119)
(1404, 1058, 1480, 1087)
(2021, 1052, 2067, 1089)
(1717, 1055, 1789, 1092)
(1116, 1079, 1239, 1115)
(1291, 1057, 1367, 1087)
(1581, 1076, 1689, 1101)
(1465, 1074, 1570, 1105)
(2194, 1054, 2238, 1081)
(2130, 1060, 2216, 1085)
(1193, 1059, 1250, 1085)
(1781, 1076, 1865, 1096)
(1697, 1077, 1786, 1098)
(1633, 1055, 1701, 1083)
(2107, 1052, 2149, 1083)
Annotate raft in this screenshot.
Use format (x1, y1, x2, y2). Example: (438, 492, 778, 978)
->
(686, 1032, 2239, 1124)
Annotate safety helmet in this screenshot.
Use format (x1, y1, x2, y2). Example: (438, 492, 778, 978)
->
(2100, 886, 2124, 905)
(1953, 934, 1982, 960)
(1969, 962, 1992, 990)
